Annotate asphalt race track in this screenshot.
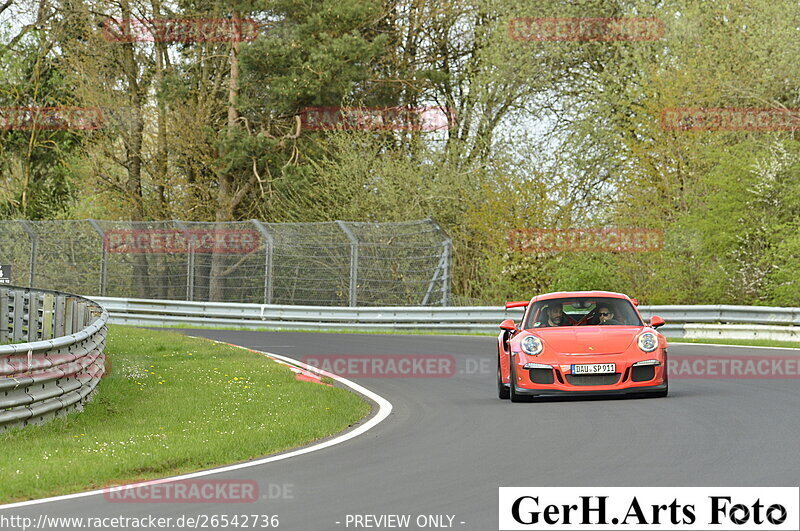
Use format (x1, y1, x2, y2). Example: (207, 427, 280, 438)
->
(4, 330, 800, 530)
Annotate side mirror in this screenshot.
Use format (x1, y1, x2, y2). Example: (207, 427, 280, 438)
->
(631, 298, 639, 307)
(650, 315, 665, 329)
(499, 319, 517, 332)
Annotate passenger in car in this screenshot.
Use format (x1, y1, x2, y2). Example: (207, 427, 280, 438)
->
(597, 305, 622, 325)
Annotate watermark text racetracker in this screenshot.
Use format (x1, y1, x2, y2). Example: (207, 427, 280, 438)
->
(669, 354, 800, 379)
(499, 487, 799, 530)
(298, 106, 453, 132)
(509, 228, 663, 253)
(0, 352, 109, 382)
(661, 108, 800, 131)
(508, 17, 664, 42)
(300, 354, 497, 379)
(0, 107, 103, 130)
(102, 18, 260, 42)
(301, 354, 456, 378)
(102, 478, 293, 503)
(104, 228, 261, 254)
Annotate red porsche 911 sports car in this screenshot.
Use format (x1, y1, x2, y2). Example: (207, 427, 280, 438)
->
(497, 291, 668, 401)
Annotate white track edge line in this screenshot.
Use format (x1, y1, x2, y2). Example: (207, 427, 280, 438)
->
(0, 345, 392, 510)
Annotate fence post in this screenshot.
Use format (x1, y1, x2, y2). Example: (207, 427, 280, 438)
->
(441, 240, 451, 306)
(336, 220, 359, 307)
(174, 221, 194, 301)
(18, 220, 37, 287)
(250, 220, 274, 305)
(422, 249, 445, 306)
(87, 219, 107, 296)
(426, 218, 452, 306)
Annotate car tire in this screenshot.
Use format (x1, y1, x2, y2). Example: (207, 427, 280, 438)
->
(509, 363, 525, 403)
(653, 378, 669, 397)
(498, 358, 510, 400)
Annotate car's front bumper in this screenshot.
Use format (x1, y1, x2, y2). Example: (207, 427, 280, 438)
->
(512, 381, 667, 397)
(510, 350, 668, 396)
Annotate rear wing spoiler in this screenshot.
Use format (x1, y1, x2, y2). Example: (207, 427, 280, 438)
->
(505, 300, 529, 309)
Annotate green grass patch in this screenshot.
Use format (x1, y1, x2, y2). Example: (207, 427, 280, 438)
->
(153, 324, 800, 348)
(0, 326, 370, 503)
(154, 323, 492, 336)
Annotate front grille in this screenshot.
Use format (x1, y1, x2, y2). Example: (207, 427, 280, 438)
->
(529, 368, 555, 384)
(566, 373, 621, 386)
(631, 365, 655, 382)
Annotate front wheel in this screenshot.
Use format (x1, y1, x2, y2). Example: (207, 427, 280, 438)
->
(652, 373, 669, 397)
(509, 363, 525, 403)
(653, 378, 669, 397)
(498, 358, 509, 400)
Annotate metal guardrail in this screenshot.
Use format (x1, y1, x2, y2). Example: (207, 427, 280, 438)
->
(1, 286, 108, 432)
(94, 297, 800, 342)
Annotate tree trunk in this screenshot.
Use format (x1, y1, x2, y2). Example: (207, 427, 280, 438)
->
(152, 0, 170, 298)
(120, 0, 149, 297)
(208, 14, 242, 301)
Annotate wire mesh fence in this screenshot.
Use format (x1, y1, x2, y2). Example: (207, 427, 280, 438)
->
(0, 218, 451, 306)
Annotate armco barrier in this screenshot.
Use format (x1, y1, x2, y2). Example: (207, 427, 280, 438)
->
(93, 297, 800, 342)
(1, 286, 107, 432)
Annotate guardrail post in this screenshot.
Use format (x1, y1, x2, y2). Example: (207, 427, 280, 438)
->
(0, 288, 7, 342)
(336, 221, 359, 307)
(87, 219, 107, 296)
(42, 293, 54, 339)
(64, 297, 75, 335)
(18, 220, 37, 287)
(251, 220, 274, 305)
(54, 295, 66, 337)
(27, 290, 40, 342)
(11, 290, 25, 343)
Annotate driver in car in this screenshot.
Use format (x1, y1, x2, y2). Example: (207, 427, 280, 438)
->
(597, 305, 622, 325)
(542, 302, 573, 327)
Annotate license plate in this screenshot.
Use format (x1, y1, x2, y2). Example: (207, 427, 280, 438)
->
(571, 363, 615, 375)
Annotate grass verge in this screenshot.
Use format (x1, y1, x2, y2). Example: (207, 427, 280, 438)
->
(154, 323, 800, 348)
(0, 325, 370, 503)
(154, 323, 492, 336)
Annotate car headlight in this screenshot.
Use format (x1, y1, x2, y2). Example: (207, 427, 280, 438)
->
(521, 335, 543, 356)
(523, 362, 551, 369)
(638, 332, 659, 352)
(633, 359, 661, 366)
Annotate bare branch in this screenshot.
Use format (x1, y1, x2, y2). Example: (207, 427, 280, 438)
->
(230, 172, 257, 210)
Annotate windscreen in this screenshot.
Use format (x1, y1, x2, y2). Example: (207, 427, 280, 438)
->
(524, 297, 643, 329)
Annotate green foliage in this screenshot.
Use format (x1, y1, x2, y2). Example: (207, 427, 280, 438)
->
(3, 0, 800, 305)
(0, 26, 85, 219)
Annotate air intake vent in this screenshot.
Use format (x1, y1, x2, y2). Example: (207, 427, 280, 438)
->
(529, 368, 555, 384)
(565, 373, 621, 386)
(632, 365, 655, 382)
